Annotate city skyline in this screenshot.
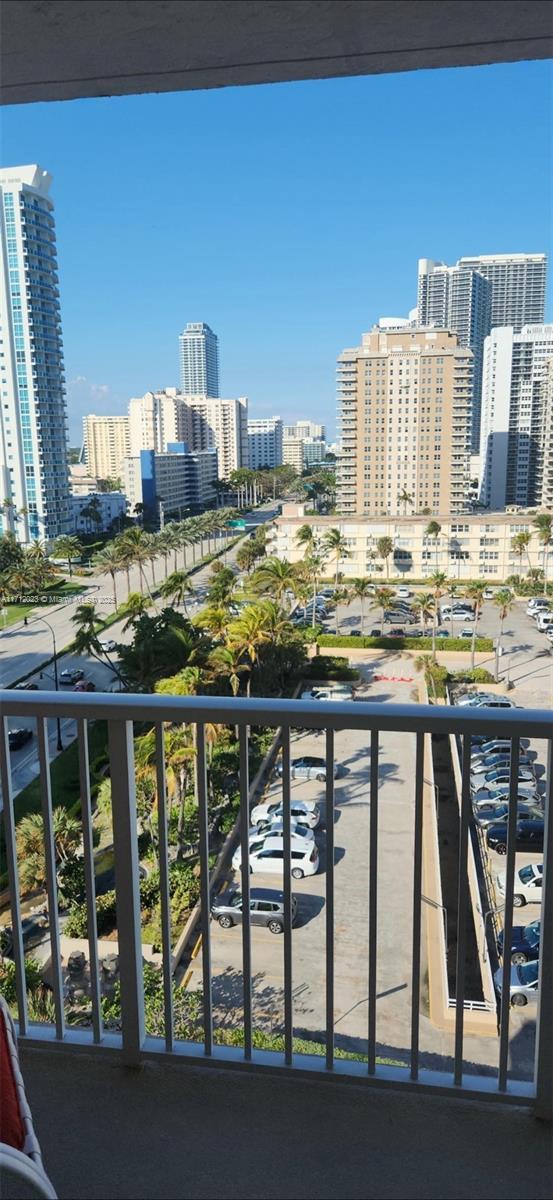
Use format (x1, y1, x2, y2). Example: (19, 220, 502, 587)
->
(2, 61, 551, 443)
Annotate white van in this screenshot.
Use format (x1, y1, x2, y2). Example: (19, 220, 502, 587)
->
(535, 611, 553, 632)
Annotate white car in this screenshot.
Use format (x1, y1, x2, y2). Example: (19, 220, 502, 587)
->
(232, 836, 319, 879)
(250, 798, 320, 828)
(99, 638, 117, 653)
(496, 863, 543, 908)
(458, 693, 498, 707)
(470, 763, 535, 789)
(252, 817, 315, 843)
(473, 783, 539, 807)
(526, 599, 549, 614)
(234, 829, 314, 870)
(546, 628, 553, 643)
(483, 588, 495, 599)
(535, 613, 553, 632)
(396, 587, 412, 598)
(459, 628, 474, 639)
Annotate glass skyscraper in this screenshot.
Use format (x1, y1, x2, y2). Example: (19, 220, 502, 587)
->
(0, 165, 70, 542)
(178, 322, 219, 396)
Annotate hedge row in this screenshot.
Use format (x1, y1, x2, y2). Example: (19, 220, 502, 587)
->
(317, 634, 493, 652)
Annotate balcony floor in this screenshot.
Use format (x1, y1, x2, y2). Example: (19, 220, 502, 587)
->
(18, 1048, 553, 1200)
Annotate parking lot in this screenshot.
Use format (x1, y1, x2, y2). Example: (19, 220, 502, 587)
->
(185, 658, 544, 1078)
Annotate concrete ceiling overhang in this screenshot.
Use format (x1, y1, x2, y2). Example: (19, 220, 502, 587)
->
(1, 0, 552, 106)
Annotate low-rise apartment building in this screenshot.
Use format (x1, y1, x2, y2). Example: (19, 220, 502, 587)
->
(268, 503, 553, 581)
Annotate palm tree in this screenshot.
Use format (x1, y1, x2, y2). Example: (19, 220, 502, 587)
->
(350, 578, 373, 637)
(209, 644, 248, 697)
(295, 524, 317, 558)
(228, 606, 271, 697)
(159, 570, 194, 613)
(493, 588, 513, 681)
(195, 604, 230, 642)
(412, 591, 435, 636)
(93, 543, 123, 610)
(70, 602, 122, 673)
(397, 489, 414, 517)
(374, 586, 394, 636)
(464, 581, 486, 669)
(302, 553, 324, 627)
(323, 528, 350, 590)
(16, 808, 81, 893)
(120, 591, 152, 631)
(510, 530, 532, 578)
(333, 586, 352, 636)
(118, 528, 155, 599)
(376, 536, 394, 580)
(428, 571, 448, 655)
(532, 513, 552, 594)
(253, 557, 297, 609)
(52, 535, 82, 578)
(425, 521, 442, 571)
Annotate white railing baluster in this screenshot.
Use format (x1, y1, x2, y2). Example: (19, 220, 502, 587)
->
(534, 737, 553, 1120)
(0, 716, 28, 1034)
(76, 718, 102, 1043)
(281, 726, 293, 1065)
(195, 723, 213, 1055)
(410, 731, 424, 1081)
(325, 727, 335, 1071)
(37, 718, 64, 1039)
(239, 725, 252, 1060)
(453, 732, 472, 1085)
(367, 727, 379, 1075)
(108, 719, 144, 1065)
(497, 737, 521, 1092)
(155, 723, 174, 1052)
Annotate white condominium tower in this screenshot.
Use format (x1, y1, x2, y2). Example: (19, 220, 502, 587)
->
(83, 414, 130, 479)
(283, 420, 326, 441)
(336, 325, 472, 516)
(479, 324, 553, 510)
(247, 416, 283, 469)
(0, 165, 70, 542)
(458, 254, 547, 332)
(128, 389, 182, 456)
(179, 322, 219, 396)
(181, 394, 248, 479)
(417, 253, 547, 450)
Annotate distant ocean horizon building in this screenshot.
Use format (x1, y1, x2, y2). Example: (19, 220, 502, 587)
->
(0, 164, 70, 542)
(179, 322, 219, 397)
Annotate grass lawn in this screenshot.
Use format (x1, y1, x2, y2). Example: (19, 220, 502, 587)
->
(1, 581, 87, 631)
(1, 603, 32, 629)
(0, 721, 109, 891)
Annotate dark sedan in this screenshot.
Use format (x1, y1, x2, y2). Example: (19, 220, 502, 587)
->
(8, 727, 33, 751)
(486, 818, 545, 856)
(497, 920, 541, 966)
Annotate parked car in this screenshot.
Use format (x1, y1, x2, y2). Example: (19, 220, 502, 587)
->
(465, 696, 516, 710)
(471, 765, 535, 792)
(494, 960, 539, 1007)
(451, 611, 475, 623)
(8, 727, 33, 751)
(496, 919, 541, 965)
(232, 836, 319, 879)
(483, 588, 495, 599)
(467, 758, 532, 787)
(210, 887, 298, 934)
(546, 628, 553, 643)
(473, 802, 543, 829)
(459, 628, 474, 639)
(535, 612, 553, 632)
(250, 798, 320, 828)
(277, 755, 338, 781)
(470, 737, 516, 755)
(396, 586, 412, 598)
(99, 639, 117, 652)
(485, 817, 544, 855)
(473, 786, 539, 809)
(470, 741, 522, 762)
(254, 817, 315, 843)
(387, 628, 406, 637)
(496, 862, 543, 907)
(59, 667, 84, 684)
(383, 610, 416, 625)
(459, 692, 498, 707)
(435, 629, 450, 638)
(73, 679, 96, 692)
(13, 682, 39, 691)
(235, 827, 315, 868)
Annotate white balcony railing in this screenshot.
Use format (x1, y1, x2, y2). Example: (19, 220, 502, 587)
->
(0, 691, 551, 1118)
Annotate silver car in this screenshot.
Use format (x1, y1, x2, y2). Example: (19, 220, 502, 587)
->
(277, 756, 338, 781)
(494, 960, 539, 1007)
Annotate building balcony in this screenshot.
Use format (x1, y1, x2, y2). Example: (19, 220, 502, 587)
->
(0, 691, 551, 1200)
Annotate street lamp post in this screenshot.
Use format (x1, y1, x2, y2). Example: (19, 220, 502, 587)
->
(31, 616, 63, 751)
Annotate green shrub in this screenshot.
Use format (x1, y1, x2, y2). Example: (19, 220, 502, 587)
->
(452, 667, 495, 684)
(0, 956, 43, 1006)
(317, 634, 493, 652)
(302, 654, 360, 681)
(64, 904, 89, 938)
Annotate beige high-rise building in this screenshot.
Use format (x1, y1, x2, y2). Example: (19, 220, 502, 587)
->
(282, 435, 305, 472)
(180, 394, 248, 479)
(83, 414, 130, 480)
(336, 325, 472, 515)
(128, 389, 182, 456)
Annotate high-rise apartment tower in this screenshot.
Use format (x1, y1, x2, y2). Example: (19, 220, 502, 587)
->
(83, 414, 130, 479)
(179, 322, 219, 396)
(0, 165, 70, 542)
(336, 325, 472, 516)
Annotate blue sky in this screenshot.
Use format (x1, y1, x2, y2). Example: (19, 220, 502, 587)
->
(2, 60, 552, 444)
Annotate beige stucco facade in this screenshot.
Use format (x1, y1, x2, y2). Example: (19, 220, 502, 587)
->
(82, 414, 130, 480)
(336, 326, 472, 516)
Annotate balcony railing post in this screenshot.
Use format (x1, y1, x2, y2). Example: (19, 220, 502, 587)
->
(108, 719, 144, 1065)
(534, 739, 553, 1121)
